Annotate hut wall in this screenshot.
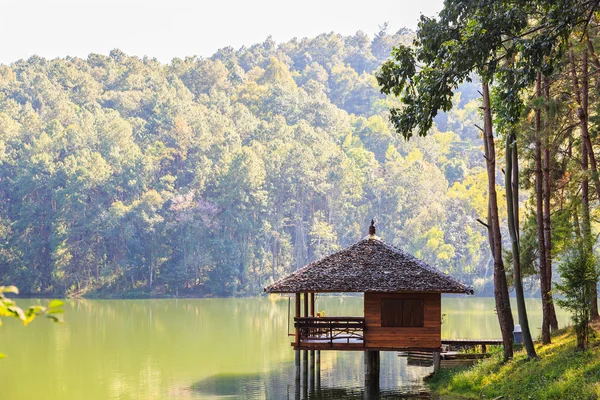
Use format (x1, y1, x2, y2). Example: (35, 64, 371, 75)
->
(363, 292, 441, 350)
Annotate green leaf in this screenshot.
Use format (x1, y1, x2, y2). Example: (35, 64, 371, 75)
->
(0, 304, 12, 317)
(0, 286, 19, 294)
(7, 305, 26, 322)
(48, 300, 64, 309)
(26, 305, 45, 316)
(46, 315, 63, 324)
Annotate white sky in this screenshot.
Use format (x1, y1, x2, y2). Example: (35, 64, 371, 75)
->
(0, 0, 444, 64)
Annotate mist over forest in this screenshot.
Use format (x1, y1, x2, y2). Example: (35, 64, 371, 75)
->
(0, 28, 507, 297)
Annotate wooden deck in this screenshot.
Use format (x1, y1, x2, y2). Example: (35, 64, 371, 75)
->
(441, 339, 503, 346)
(294, 317, 365, 349)
(292, 315, 501, 353)
(442, 339, 503, 354)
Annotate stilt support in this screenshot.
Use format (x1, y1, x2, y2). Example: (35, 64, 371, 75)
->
(364, 350, 380, 399)
(316, 350, 321, 393)
(433, 351, 441, 373)
(364, 350, 380, 384)
(295, 349, 300, 381)
(302, 350, 308, 398)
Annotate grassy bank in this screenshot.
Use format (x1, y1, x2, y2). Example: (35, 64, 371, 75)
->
(427, 326, 600, 399)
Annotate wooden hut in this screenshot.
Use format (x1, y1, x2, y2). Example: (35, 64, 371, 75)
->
(264, 221, 473, 353)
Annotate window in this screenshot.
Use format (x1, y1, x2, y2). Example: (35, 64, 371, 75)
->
(381, 298, 424, 327)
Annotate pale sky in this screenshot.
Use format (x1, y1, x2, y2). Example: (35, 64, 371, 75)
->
(0, 0, 444, 64)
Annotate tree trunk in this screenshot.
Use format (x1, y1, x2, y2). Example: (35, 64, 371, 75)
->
(582, 49, 599, 318)
(535, 73, 552, 344)
(40, 219, 53, 292)
(582, 137, 598, 318)
(482, 82, 514, 361)
(543, 76, 559, 331)
(586, 38, 600, 93)
(570, 50, 599, 318)
(505, 132, 537, 358)
(148, 249, 153, 290)
(571, 50, 600, 211)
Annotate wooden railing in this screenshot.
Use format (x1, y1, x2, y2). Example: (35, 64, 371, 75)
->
(294, 317, 365, 346)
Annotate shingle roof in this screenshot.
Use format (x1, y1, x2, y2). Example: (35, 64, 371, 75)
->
(264, 237, 473, 294)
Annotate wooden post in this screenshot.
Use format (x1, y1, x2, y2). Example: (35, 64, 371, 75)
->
(302, 349, 308, 399)
(316, 350, 321, 393)
(295, 349, 301, 382)
(433, 351, 441, 373)
(295, 293, 300, 346)
(364, 351, 380, 382)
(302, 292, 308, 393)
(481, 344, 487, 354)
(303, 292, 309, 317)
(364, 350, 380, 397)
(310, 292, 315, 316)
(309, 349, 315, 393)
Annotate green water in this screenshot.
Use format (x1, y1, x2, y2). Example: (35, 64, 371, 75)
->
(0, 296, 572, 400)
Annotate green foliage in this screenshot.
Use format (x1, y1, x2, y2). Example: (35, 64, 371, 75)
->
(0, 285, 64, 358)
(556, 244, 598, 350)
(0, 32, 496, 297)
(376, 0, 594, 138)
(427, 327, 600, 399)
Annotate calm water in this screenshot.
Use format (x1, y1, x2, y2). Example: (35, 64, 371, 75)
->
(0, 296, 572, 400)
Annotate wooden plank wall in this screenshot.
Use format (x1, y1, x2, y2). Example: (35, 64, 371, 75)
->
(364, 292, 441, 350)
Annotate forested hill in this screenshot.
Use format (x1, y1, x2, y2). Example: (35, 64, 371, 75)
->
(0, 29, 492, 297)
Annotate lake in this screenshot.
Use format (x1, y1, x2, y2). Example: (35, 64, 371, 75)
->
(0, 296, 572, 399)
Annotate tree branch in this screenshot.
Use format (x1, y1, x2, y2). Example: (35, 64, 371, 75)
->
(476, 219, 490, 229)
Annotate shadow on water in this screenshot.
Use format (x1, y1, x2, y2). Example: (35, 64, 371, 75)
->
(191, 362, 433, 400)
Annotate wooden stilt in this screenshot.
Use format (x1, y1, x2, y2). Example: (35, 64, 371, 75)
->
(302, 349, 308, 399)
(295, 349, 301, 381)
(303, 292, 309, 317)
(364, 350, 380, 384)
(309, 349, 315, 393)
(433, 351, 441, 373)
(316, 350, 321, 394)
(302, 350, 308, 375)
(295, 293, 300, 346)
(294, 352, 301, 400)
(364, 350, 380, 399)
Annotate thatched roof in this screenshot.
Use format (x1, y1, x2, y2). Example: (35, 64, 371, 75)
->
(264, 237, 473, 294)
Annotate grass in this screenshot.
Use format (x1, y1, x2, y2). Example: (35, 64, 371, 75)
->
(426, 325, 600, 399)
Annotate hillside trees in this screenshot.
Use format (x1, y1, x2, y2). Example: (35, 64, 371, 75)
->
(378, 0, 600, 355)
(0, 32, 497, 297)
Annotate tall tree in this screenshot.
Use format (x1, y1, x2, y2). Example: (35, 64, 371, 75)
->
(505, 131, 537, 357)
(377, 2, 521, 359)
(534, 73, 553, 344)
(483, 83, 515, 360)
(542, 77, 560, 331)
(569, 48, 600, 318)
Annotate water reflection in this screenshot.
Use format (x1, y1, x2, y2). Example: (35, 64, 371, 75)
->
(193, 351, 432, 399)
(0, 296, 573, 400)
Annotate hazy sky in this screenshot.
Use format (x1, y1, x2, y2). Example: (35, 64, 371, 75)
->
(0, 0, 444, 64)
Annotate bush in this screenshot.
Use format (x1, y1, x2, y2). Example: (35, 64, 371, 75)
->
(556, 243, 598, 350)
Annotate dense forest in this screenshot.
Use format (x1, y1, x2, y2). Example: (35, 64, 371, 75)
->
(378, 0, 600, 356)
(0, 28, 521, 297)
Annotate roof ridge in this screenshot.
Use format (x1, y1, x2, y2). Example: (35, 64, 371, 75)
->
(264, 236, 473, 294)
